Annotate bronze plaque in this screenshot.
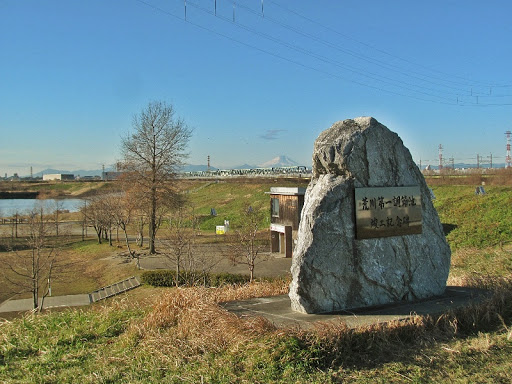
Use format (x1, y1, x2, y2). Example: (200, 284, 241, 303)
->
(354, 186, 422, 239)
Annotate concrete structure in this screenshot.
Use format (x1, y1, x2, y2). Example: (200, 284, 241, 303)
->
(223, 286, 489, 329)
(43, 174, 74, 181)
(268, 187, 306, 258)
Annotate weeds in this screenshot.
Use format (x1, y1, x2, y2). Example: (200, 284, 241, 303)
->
(1, 277, 512, 383)
(1, 181, 512, 382)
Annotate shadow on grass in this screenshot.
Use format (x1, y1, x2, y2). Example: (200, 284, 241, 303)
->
(442, 223, 457, 236)
(296, 276, 512, 372)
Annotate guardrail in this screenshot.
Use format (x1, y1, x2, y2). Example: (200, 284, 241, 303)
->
(88, 276, 141, 303)
(180, 166, 311, 178)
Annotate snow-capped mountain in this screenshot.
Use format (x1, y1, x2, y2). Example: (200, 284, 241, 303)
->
(259, 155, 300, 168)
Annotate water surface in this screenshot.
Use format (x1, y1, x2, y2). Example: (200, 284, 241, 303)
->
(0, 199, 84, 215)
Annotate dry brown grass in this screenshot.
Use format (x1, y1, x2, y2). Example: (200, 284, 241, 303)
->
(2, 275, 511, 382)
(424, 168, 512, 186)
(116, 280, 289, 365)
(114, 275, 512, 371)
(284, 276, 512, 370)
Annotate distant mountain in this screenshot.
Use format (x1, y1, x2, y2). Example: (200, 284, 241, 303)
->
(33, 169, 72, 177)
(30, 156, 307, 178)
(259, 155, 300, 168)
(229, 156, 303, 170)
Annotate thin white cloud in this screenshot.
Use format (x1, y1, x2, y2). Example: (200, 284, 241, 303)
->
(259, 129, 286, 141)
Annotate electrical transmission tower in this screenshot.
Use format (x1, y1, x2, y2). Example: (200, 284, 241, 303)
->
(438, 144, 443, 171)
(506, 131, 511, 168)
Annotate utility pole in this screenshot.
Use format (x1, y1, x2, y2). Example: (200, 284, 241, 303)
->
(438, 144, 443, 171)
(506, 131, 511, 168)
(449, 157, 455, 170)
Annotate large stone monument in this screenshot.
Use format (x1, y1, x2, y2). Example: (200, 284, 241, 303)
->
(289, 117, 451, 314)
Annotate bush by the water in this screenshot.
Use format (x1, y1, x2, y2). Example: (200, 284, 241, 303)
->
(141, 269, 251, 287)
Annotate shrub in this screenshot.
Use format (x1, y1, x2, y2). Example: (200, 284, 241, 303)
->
(140, 270, 176, 287)
(209, 272, 251, 286)
(141, 270, 251, 288)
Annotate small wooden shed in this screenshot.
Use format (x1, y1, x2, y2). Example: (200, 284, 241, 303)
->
(268, 187, 306, 258)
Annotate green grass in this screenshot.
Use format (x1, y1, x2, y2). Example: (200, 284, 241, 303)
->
(183, 179, 309, 230)
(432, 185, 512, 250)
(1, 181, 512, 383)
(1, 277, 511, 383)
(0, 303, 145, 382)
(0, 238, 140, 302)
(0, 180, 121, 198)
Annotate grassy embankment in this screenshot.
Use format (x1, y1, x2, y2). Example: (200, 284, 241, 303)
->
(0, 179, 307, 303)
(0, 180, 120, 199)
(0, 239, 140, 304)
(0, 180, 512, 382)
(182, 178, 309, 230)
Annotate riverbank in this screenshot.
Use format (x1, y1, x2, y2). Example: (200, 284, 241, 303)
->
(0, 191, 39, 199)
(0, 180, 120, 199)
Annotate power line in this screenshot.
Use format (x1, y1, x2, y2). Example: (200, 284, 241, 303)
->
(241, 1, 512, 100)
(234, 1, 486, 96)
(187, 0, 512, 105)
(266, 0, 512, 90)
(135, 0, 512, 106)
(186, 0, 460, 103)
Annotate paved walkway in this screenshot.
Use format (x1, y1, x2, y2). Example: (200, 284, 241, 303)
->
(2, 285, 490, 331)
(222, 286, 490, 329)
(0, 294, 91, 313)
(140, 250, 293, 278)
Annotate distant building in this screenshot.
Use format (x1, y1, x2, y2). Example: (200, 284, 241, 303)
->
(102, 171, 123, 181)
(43, 174, 74, 181)
(268, 187, 306, 258)
(76, 175, 101, 181)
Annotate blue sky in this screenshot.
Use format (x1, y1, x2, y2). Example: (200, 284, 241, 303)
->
(1, 0, 511, 176)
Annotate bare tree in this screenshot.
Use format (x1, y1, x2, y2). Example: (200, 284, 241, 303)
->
(135, 209, 148, 248)
(117, 174, 151, 250)
(108, 192, 142, 269)
(81, 197, 111, 244)
(80, 200, 88, 241)
(162, 204, 220, 286)
(2, 209, 57, 311)
(120, 101, 191, 254)
(52, 199, 65, 237)
(227, 205, 269, 282)
(8, 209, 20, 240)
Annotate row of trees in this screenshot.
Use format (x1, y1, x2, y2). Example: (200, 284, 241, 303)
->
(1, 199, 69, 241)
(0, 101, 268, 312)
(82, 192, 268, 284)
(1, 209, 74, 311)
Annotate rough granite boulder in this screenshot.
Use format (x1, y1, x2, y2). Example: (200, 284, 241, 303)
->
(289, 117, 451, 314)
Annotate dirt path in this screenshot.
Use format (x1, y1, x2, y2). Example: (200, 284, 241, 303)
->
(139, 243, 293, 278)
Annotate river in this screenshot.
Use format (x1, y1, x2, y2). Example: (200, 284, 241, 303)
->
(0, 199, 85, 215)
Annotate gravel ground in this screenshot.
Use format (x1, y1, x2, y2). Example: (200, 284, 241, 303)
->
(139, 243, 293, 278)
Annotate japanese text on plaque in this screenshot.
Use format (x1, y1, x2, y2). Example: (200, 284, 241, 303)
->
(355, 186, 422, 239)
